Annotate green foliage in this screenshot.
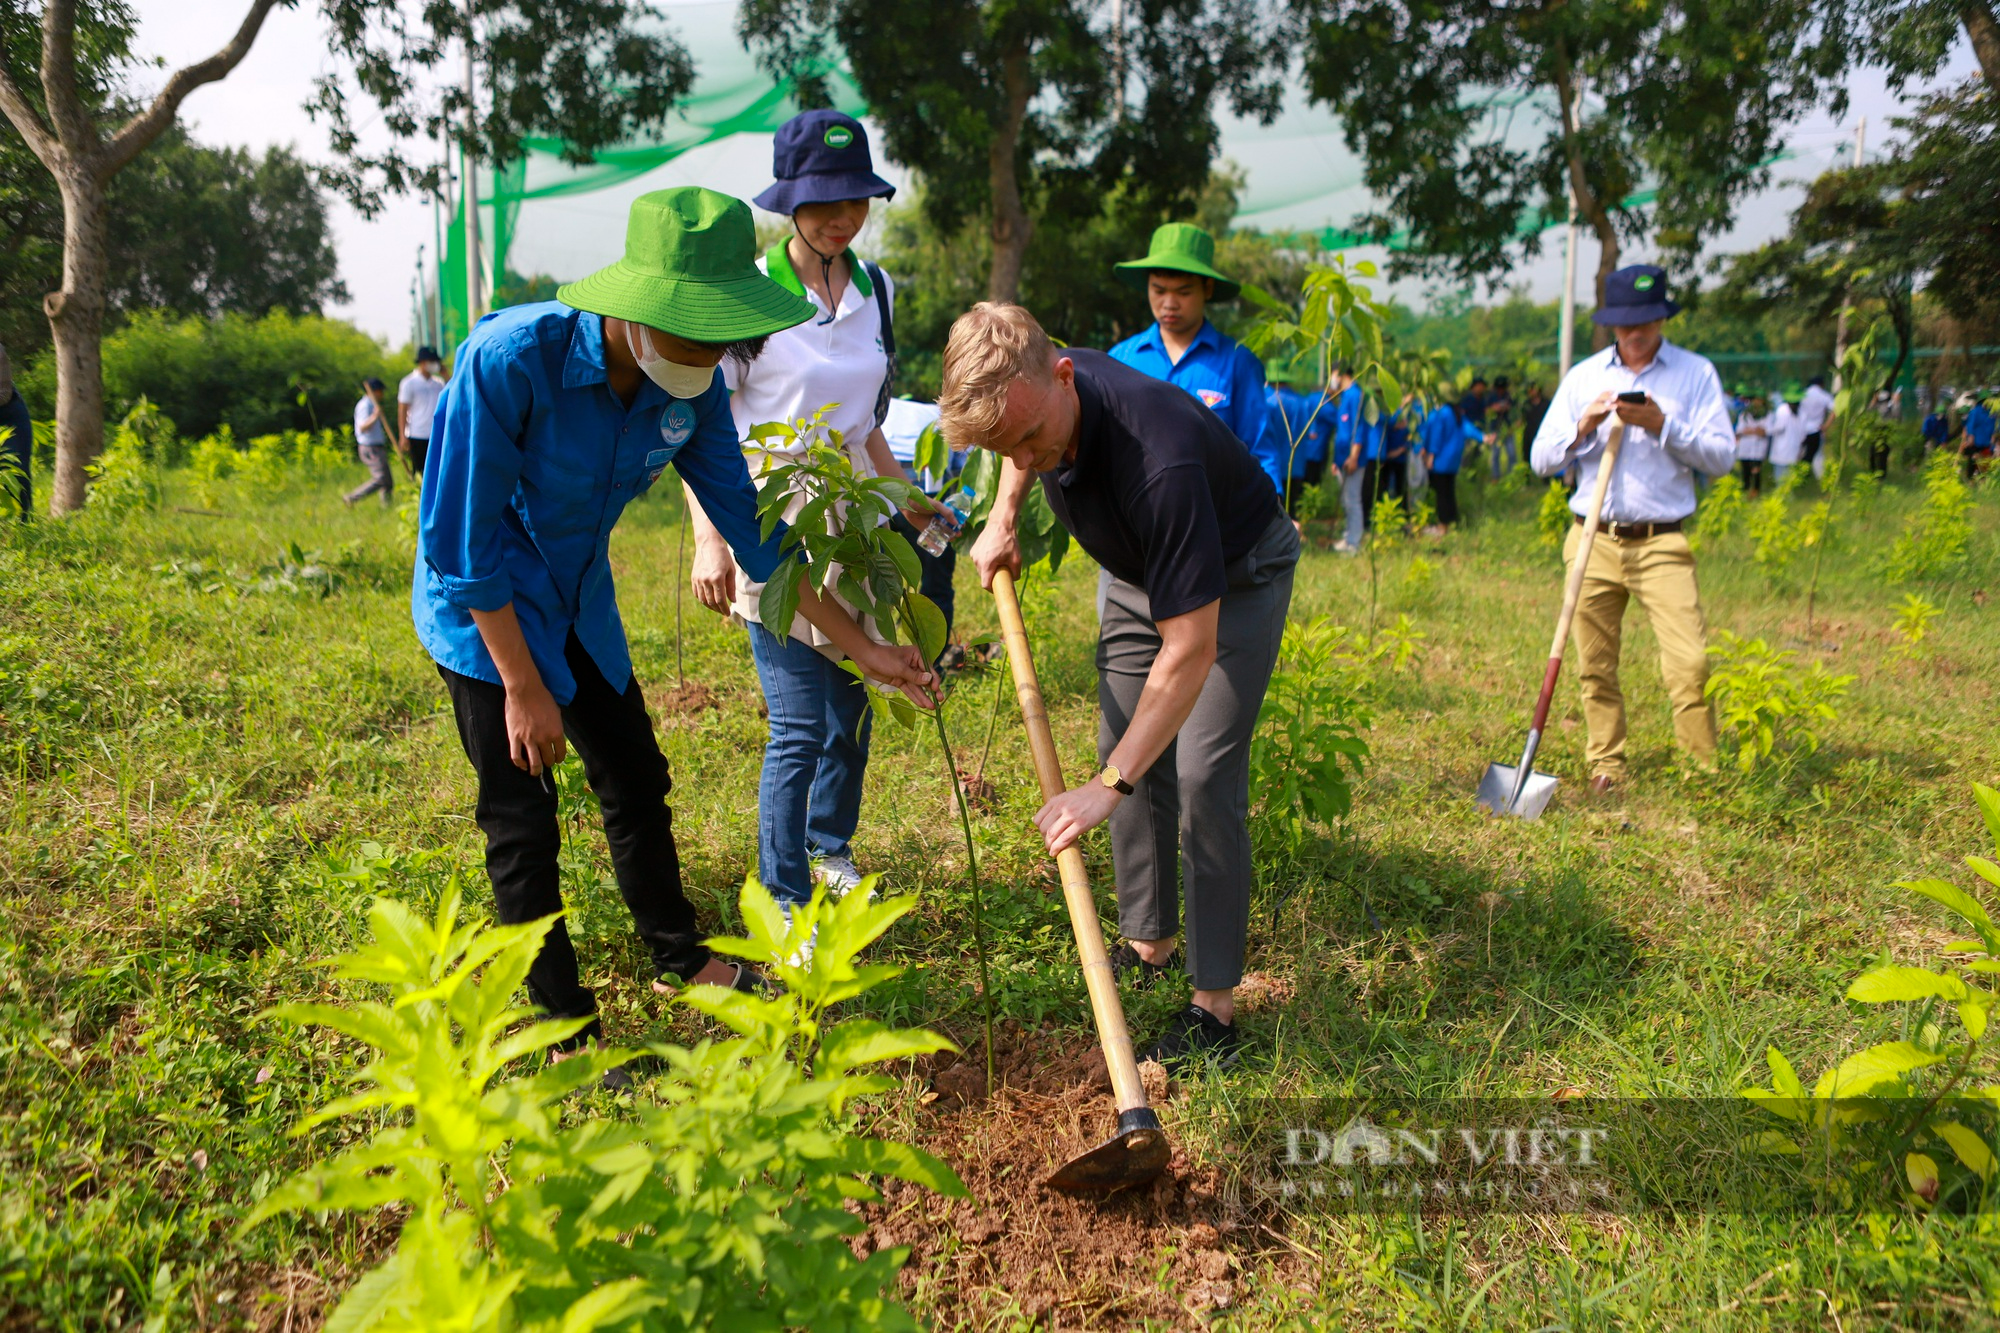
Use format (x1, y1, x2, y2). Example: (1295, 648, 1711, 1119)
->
(1535, 479, 1573, 550)
(84, 428, 161, 518)
(1746, 465, 1811, 584)
(1893, 592, 1942, 658)
(1689, 470, 1747, 551)
(745, 0, 1281, 304)
(1294, 0, 1847, 286)
(0, 427, 26, 517)
(956, 445, 1070, 579)
(1252, 617, 1373, 852)
(154, 541, 353, 599)
(1704, 631, 1856, 773)
(1884, 448, 1976, 582)
(21, 310, 401, 442)
(1746, 785, 2000, 1213)
(248, 877, 963, 1332)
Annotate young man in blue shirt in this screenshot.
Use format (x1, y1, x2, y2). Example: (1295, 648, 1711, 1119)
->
(1106, 223, 1268, 454)
(1419, 399, 1476, 529)
(416, 188, 934, 1067)
(1329, 367, 1366, 552)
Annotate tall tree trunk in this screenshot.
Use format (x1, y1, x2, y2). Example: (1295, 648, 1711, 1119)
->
(1550, 49, 1620, 351)
(1962, 2, 2000, 96)
(46, 171, 107, 515)
(986, 44, 1034, 304)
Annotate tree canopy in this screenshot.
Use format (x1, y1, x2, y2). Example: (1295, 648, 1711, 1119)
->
(741, 0, 1282, 302)
(1289, 0, 1849, 343)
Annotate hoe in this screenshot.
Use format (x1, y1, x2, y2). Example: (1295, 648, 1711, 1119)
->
(992, 569, 1172, 1194)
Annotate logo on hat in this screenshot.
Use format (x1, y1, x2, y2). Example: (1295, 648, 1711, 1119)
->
(1635, 275, 1656, 292)
(661, 403, 695, 447)
(823, 125, 854, 149)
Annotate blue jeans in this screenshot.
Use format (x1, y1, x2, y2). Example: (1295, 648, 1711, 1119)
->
(748, 622, 873, 906)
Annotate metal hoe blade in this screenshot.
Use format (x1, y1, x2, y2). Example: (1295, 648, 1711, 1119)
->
(1045, 1108, 1172, 1194)
(1476, 762, 1560, 820)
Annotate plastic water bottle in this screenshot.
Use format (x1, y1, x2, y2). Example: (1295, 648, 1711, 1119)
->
(917, 485, 973, 557)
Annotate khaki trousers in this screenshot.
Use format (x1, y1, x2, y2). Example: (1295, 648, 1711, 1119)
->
(1560, 525, 1718, 779)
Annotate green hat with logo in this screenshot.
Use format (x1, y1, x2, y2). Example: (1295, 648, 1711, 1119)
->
(1782, 380, 1804, 401)
(1115, 223, 1240, 301)
(558, 187, 815, 343)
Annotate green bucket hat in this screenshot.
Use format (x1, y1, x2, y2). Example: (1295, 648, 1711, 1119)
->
(557, 187, 814, 343)
(1114, 223, 1239, 301)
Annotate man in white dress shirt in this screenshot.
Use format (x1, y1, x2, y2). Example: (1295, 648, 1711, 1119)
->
(1798, 375, 1836, 479)
(1530, 265, 1736, 795)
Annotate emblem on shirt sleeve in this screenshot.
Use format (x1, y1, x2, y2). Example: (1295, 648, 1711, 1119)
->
(661, 402, 696, 447)
(1196, 389, 1228, 409)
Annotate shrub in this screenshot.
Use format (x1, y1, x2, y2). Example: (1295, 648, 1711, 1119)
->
(1884, 449, 1975, 582)
(246, 876, 963, 1332)
(1689, 470, 1746, 551)
(1535, 479, 1572, 550)
(1745, 785, 2000, 1213)
(22, 309, 402, 440)
(1893, 592, 1941, 658)
(1252, 616, 1373, 851)
(1704, 630, 1855, 773)
(1746, 466, 1810, 584)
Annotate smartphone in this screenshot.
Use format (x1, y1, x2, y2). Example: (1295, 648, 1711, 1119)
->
(1616, 390, 1649, 404)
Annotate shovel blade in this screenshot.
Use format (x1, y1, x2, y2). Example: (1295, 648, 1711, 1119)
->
(1045, 1108, 1172, 1195)
(1476, 762, 1559, 820)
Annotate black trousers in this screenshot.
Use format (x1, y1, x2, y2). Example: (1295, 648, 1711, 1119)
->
(1869, 445, 1890, 478)
(403, 436, 429, 479)
(1, 393, 30, 519)
(1430, 471, 1460, 525)
(1801, 430, 1823, 465)
(440, 632, 708, 1040)
(1739, 459, 1763, 491)
(1365, 456, 1408, 519)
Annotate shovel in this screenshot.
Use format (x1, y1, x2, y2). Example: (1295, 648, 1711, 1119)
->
(1477, 423, 1626, 819)
(991, 568, 1172, 1195)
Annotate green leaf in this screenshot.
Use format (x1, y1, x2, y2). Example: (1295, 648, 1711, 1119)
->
(1933, 1120, 1997, 1181)
(1846, 966, 1970, 1004)
(881, 527, 922, 593)
(835, 1137, 971, 1198)
(759, 561, 802, 640)
(819, 1019, 957, 1079)
(1963, 999, 1990, 1040)
(557, 1277, 664, 1333)
(1977, 784, 2000, 856)
(905, 593, 948, 663)
(1814, 1041, 1946, 1097)
(1767, 1046, 1808, 1101)
(1906, 1151, 1941, 1199)
(1900, 877, 1999, 941)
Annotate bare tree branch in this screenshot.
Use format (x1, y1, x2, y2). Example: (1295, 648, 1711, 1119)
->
(99, 0, 281, 177)
(0, 59, 61, 171)
(39, 0, 95, 156)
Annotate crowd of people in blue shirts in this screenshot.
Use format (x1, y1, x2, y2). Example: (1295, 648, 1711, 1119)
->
(1097, 222, 1557, 550)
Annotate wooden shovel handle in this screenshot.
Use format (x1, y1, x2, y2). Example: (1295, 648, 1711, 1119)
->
(1532, 423, 1625, 732)
(991, 569, 1152, 1117)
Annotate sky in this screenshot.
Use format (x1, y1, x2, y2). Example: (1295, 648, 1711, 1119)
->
(131, 0, 1977, 346)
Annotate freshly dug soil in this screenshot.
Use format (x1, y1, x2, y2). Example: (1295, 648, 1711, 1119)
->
(871, 1025, 1295, 1329)
(655, 680, 719, 718)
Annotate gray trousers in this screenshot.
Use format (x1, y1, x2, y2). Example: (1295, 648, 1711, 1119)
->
(1096, 515, 1297, 991)
(1339, 465, 1366, 546)
(345, 444, 394, 506)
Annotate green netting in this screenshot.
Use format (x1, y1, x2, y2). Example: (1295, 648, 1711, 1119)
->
(436, 42, 863, 350)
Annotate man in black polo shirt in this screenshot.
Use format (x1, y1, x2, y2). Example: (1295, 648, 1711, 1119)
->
(941, 302, 1298, 1066)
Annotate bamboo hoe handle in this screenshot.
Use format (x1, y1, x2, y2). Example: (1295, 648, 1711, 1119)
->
(1531, 424, 1626, 732)
(991, 569, 1152, 1117)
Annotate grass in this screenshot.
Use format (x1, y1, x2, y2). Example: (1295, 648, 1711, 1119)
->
(3, 450, 1999, 1329)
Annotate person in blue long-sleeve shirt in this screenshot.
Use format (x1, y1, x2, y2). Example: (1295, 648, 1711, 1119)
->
(1256, 369, 1335, 520)
(1107, 223, 1267, 453)
(415, 188, 933, 1064)
(1420, 400, 1476, 528)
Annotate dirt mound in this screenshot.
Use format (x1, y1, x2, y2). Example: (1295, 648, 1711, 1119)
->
(875, 1027, 1294, 1329)
(655, 680, 719, 718)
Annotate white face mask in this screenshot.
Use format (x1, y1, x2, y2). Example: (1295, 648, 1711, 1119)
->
(624, 322, 717, 399)
(420, 361, 441, 376)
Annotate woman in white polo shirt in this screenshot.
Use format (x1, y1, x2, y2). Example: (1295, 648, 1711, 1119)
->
(686, 110, 954, 912)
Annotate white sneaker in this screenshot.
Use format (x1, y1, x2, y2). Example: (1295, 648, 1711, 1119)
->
(1332, 539, 1359, 555)
(779, 902, 816, 967)
(813, 855, 864, 897)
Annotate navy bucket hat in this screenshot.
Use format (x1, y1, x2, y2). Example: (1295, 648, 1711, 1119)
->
(1592, 264, 1682, 326)
(752, 110, 897, 215)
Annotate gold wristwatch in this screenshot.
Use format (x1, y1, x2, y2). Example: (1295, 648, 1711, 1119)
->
(1099, 765, 1134, 795)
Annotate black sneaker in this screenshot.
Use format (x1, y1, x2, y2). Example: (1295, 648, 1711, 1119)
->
(1141, 1005, 1242, 1070)
(1109, 942, 1179, 988)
